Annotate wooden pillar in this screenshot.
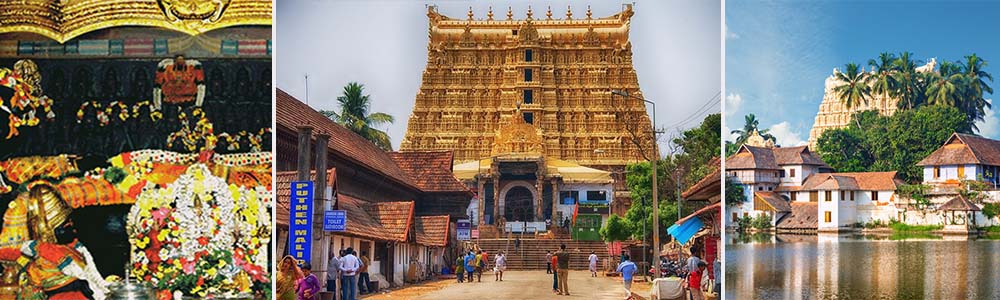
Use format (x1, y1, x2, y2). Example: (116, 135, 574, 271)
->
(550, 179, 559, 231)
(493, 176, 501, 224)
(535, 173, 544, 222)
(295, 126, 313, 181)
(477, 179, 486, 226)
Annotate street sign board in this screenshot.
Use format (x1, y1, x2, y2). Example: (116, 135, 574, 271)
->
(324, 210, 346, 232)
(471, 229, 480, 239)
(288, 181, 314, 264)
(457, 219, 471, 241)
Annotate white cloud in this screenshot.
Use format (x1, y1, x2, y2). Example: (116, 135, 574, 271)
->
(725, 24, 739, 39)
(722, 124, 740, 142)
(724, 93, 742, 118)
(768, 122, 807, 146)
(977, 99, 999, 139)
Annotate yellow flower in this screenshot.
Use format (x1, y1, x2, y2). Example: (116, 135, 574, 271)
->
(157, 229, 169, 242)
(136, 236, 150, 248)
(206, 267, 217, 277)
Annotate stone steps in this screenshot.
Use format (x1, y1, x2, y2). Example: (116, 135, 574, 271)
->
(475, 239, 610, 270)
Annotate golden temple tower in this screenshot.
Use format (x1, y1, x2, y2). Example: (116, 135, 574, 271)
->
(401, 5, 656, 169)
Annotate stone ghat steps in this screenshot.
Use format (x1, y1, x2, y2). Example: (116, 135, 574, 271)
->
(475, 239, 610, 270)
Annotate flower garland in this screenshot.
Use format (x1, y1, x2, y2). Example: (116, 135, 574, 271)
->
(0, 65, 56, 139)
(126, 164, 269, 298)
(76, 101, 109, 126)
(166, 108, 216, 153)
(106, 101, 130, 123)
(132, 101, 163, 122)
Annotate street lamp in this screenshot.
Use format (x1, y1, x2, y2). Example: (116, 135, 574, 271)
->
(611, 89, 660, 279)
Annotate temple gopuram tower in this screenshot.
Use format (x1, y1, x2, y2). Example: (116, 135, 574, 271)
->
(807, 59, 937, 148)
(401, 5, 655, 231)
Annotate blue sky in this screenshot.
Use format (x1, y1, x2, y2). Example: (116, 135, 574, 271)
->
(277, 0, 721, 152)
(726, 0, 1000, 145)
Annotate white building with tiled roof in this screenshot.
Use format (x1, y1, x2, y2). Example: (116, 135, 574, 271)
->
(725, 131, 901, 231)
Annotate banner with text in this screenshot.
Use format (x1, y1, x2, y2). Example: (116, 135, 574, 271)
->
(289, 181, 315, 265)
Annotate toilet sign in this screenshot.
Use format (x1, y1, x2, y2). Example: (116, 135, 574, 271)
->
(457, 219, 471, 241)
(324, 210, 346, 232)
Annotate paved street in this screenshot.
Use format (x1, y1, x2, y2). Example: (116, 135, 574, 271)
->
(365, 270, 650, 300)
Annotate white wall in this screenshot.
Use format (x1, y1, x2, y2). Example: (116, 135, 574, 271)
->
(923, 164, 980, 184)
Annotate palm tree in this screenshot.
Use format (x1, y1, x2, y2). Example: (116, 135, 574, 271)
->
(833, 63, 873, 111)
(868, 52, 897, 111)
(961, 54, 994, 132)
(320, 82, 395, 151)
(925, 61, 965, 107)
(730, 113, 775, 145)
(890, 52, 924, 109)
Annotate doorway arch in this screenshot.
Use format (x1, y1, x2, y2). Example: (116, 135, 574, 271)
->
(499, 181, 537, 222)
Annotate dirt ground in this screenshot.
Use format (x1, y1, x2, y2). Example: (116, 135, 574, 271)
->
(362, 270, 652, 300)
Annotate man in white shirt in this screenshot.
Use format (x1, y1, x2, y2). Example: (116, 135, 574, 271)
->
(327, 250, 342, 300)
(588, 251, 599, 277)
(339, 247, 362, 300)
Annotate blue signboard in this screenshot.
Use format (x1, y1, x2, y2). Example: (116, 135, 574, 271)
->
(324, 210, 346, 232)
(457, 219, 471, 241)
(288, 181, 314, 265)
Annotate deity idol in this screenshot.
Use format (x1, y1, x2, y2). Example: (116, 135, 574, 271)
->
(0, 184, 109, 300)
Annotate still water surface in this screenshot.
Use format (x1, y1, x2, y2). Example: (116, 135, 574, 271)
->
(725, 233, 1000, 299)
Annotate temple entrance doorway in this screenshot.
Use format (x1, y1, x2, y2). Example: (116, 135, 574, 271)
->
(504, 186, 535, 223)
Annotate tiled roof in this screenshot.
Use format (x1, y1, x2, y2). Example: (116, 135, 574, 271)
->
(773, 146, 830, 168)
(388, 151, 470, 194)
(800, 172, 901, 191)
(675, 202, 720, 225)
(338, 194, 414, 242)
(726, 145, 779, 170)
(276, 88, 418, 191)
(917, 133, 1000, 166)
(682, 157, 720, 201)
(939, 195, 981, 211)
(365, 200, 416, 242)
(414, 215, 450, 247)
(727, 144, 830, 171)
(754, 191, 791, 212)
(776, 202, 818, 230)
(275, 169, 336, 227)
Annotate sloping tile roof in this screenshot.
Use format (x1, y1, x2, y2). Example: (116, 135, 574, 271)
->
(275, 169, 336, 227)
(276, 88, 418, 190)
(939, 195, 981, 211)
(414, 215, 450, 247)
(917, 133, 1000, 166)
(682, 157, 720, 201)
(755, 191, 791, 212)
(365, 200, 416, 242)
(725, 145, 779, 170)
(800, 172, 901, 191)
(776, 202, 818, 230)
(675, 202, 720, 225)
(388, 151, 471, 194)
(773, 146, 831, 168)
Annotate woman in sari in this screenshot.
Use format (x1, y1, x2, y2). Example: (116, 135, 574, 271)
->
(276, 256, 303, 300)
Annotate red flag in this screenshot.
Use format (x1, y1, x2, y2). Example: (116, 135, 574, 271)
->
(572, 203, 579, 226)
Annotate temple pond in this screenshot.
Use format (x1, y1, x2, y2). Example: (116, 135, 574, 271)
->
(725, 233, 1000, 299)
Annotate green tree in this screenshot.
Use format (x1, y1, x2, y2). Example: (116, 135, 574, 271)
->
(960, 54, 994, 132)
(832, 63, 873, 127)
(868, 52, 898, 111)
(725, 179, 746, 207)
(320, 82, 395, 150)
(925, 61, 965, 108)
(599, 215, 631, 242)
(605, 114, 718, 242)
(816, 105, 966, 181)
(890, 52, 925, 110)
(730, 113, 774, 145)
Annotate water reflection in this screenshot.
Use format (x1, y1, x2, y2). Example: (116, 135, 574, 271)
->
(725, 233, 1000, 299)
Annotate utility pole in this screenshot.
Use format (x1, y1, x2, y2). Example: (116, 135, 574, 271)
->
(611, 89, 659, 279)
